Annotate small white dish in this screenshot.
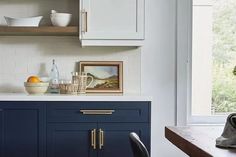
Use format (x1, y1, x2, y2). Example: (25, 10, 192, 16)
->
(4, 16, 43, 27)
(50, 10, 72, 27)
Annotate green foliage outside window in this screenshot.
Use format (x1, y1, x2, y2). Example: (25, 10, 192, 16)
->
(212, 0, 236, 113)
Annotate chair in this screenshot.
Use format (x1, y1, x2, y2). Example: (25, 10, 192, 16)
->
(129, 132, 150, 157)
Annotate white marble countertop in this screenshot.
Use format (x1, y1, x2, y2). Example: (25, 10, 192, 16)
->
(0, 93, 152, 101)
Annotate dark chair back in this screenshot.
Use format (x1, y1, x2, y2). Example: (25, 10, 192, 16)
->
(129, 132, 150, 157)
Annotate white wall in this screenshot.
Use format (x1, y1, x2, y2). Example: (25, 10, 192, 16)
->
(142, 0, 186, 156)
(0, 0, 79, 26)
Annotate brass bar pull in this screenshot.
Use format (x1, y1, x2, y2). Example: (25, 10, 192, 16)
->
(81, 9, 88, 33)
(91, 129, 96, 149)
(99, 129, 104, 149)
(84, 11, 88, 32)
(80, 110, 115, 115)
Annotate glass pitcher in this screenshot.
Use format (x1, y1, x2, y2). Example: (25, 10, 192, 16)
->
(71, 72, 93, 94)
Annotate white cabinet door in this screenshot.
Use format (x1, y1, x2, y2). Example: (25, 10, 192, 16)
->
(80, 0, 145, 40)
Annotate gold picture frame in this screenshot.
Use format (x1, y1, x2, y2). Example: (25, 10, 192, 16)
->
(79, 61, 123, 93)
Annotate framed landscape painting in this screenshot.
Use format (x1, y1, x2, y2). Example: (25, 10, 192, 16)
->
(79, 61, 123, 93)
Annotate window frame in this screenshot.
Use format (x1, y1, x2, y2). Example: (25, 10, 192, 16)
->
(177, 0, 227, 125)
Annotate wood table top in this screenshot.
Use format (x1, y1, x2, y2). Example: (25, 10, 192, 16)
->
(165, 126, 236, 157)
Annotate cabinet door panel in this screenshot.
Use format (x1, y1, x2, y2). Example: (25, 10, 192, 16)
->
(47, 123, 97, 157)
(0, 102, 45, 157)
(81, 0, 144, 39)
(97, 123, 150, 157)
(0, 109, 2, 157)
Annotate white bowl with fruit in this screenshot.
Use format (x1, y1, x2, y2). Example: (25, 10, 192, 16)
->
(24, 76, 49, 94)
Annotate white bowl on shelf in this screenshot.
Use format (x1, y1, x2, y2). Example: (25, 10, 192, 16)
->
(4, 16, 43, 27)
(50, 11, 72, 27)
(24, 82, 49, 95)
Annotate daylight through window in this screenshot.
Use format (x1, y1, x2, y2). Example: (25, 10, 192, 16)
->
(192, 0, 236, 116)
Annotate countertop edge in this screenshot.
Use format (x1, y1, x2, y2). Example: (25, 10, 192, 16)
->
(0, 94, 152, 101)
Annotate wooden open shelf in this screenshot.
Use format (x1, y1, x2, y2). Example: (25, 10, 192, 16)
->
(0, 26, 79, 36)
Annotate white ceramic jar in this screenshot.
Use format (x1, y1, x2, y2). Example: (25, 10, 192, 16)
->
(50, 10, 72, 27)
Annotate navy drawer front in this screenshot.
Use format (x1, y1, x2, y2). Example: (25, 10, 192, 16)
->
(47, 101, 150, 123)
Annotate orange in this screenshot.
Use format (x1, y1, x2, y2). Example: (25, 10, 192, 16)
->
(27, 76, 41, 83)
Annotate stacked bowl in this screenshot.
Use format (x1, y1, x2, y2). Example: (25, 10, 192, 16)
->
(24, 82, 49, 95)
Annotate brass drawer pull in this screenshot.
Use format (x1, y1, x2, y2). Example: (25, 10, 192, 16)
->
(99, 129, 104, 149)
(80, 110, 115, 115)
(91, 129, 96, 149)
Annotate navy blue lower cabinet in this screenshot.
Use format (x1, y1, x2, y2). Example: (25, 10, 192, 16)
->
(47, 123, 97, 157)
(0, 101, 150, 157)
(46, 101, 151, 157)
(0, 102, 45, 157)
(97, 123, 150, 157)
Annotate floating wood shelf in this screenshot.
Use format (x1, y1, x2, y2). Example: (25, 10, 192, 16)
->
(0, 26, 78, 36)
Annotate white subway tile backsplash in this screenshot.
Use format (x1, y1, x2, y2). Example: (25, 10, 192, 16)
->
(0, 37, 141, 93)
(0, 49, 15, 74)
(14, 50, 29, 74)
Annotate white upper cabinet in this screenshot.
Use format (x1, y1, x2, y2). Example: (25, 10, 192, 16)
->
(79, 0, 145, 46)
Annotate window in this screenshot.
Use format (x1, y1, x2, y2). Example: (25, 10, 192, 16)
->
(190, 0, 236, 123)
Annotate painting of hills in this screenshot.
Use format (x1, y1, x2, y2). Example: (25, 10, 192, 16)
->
(84, 66, 119, 89)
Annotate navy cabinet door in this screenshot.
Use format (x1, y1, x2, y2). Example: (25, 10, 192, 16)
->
(97, 123, 150, 157)
(47, 123, 97, 157)
(0, 102, 45, 157)
(0, 108, 3, 157)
